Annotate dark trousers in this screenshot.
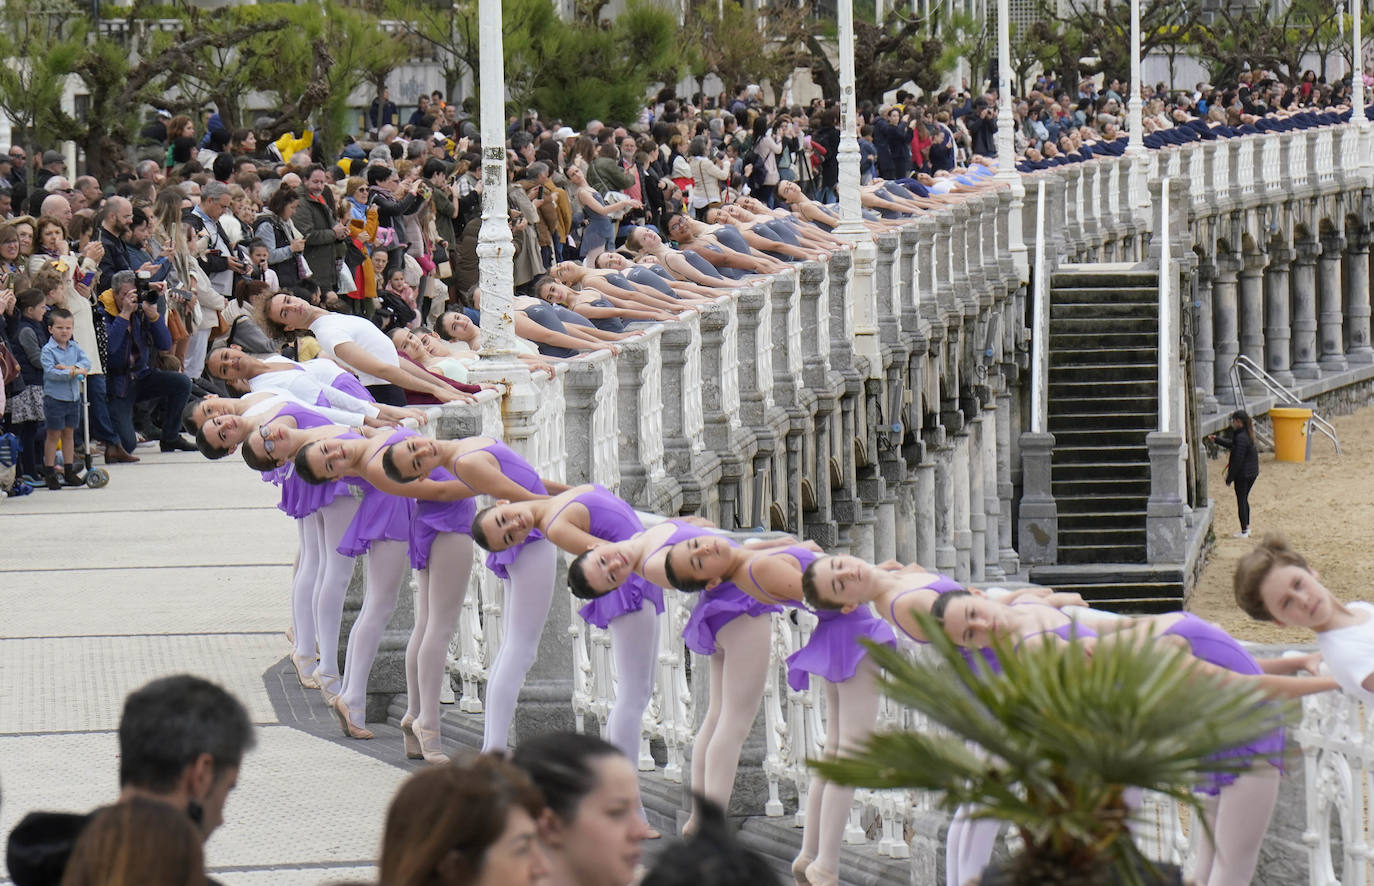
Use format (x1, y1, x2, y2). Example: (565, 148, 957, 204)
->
(85, 373, 117, 447)
(1233, 475, 1256, 531)
(108, 369, 192, 452)
(366, 382, 407, 407)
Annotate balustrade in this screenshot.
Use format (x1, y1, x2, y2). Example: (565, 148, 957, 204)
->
(407, 121, 1374, 882)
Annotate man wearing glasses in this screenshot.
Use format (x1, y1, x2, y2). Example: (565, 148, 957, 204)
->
(5, 145, 27, 207)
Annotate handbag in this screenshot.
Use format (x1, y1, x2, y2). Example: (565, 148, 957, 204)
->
(602, 191, 633, 220)
(336, 259, 357, 295)
(165, 298, 189, 342)
(432, 241, 452, 279)
(212, 310, 231, 338)
(0, 338, 20, 386)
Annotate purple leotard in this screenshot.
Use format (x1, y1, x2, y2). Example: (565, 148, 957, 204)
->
(1013, 601, 1097, 648)
(271, 402, 354, 519)
(679, 541, 782, 656)
(337, 430, 415, 556)
(779, 546, 897, 691)
(378, 426, 479, 570)
(1162, 613, 1286, 794)
(562, 486, 665, 629)
(890, 574, 1001, 674)
(450, 440, 548, 580)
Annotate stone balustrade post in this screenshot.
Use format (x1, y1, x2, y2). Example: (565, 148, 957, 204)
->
(898, 226, 922, 333)
(658, 317, 719, 516)
(951, 424, 973, 582)
(928, 426, 957, 576)
(561, 357, 620, 487)
(1319, 232, 1349, 373)
(1017, 431, 1057, 565)
(1192, 259, 1218, 412)
(1238, 251, 1268, 368)
(1346, 226, 1374, 363)
(1264, 243, 1297, 386)
(995, 389, 1020, 576)
(1211, 254, 1241, 402)
(698, 299, 753, 526)
(874, 232, 902, 347)
(1146, 432, 1188, 562)
(1291, 236, 1322, 379)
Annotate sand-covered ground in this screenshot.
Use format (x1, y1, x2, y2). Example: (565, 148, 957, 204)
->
(1189, 405, 1374, 642)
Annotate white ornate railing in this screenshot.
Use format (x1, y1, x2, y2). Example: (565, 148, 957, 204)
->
(418, 119, 1373, 878)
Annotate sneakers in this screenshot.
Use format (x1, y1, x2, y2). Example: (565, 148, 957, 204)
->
(1234, 529, 1251, 538)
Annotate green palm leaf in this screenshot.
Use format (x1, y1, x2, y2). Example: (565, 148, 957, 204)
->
(811, 610, 1296, 882)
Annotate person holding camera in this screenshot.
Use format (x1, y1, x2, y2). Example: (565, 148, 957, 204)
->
(99, 269, 196, 454)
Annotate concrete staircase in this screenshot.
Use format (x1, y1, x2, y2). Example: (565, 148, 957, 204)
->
(1029, 267, 1185, 612)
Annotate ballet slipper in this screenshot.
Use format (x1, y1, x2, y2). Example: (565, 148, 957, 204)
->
(791, 855, 814, 886)
(411, 724, 449, 765)
(291, 654, 319, 690)
(331, 697, 374, 740)
(315, 671, 342, 706)
(399, 714, 422, 760)
(803, 861, 838, 886)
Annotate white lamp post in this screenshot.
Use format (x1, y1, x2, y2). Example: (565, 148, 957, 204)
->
(475, 0, 519, 358)
(1355, 0, 1367, 126)
(993, 0, 1028, 277)
(834, 0, 880, 372)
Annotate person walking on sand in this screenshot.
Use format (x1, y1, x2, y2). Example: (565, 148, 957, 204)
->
(1209, 410, 1260, 538)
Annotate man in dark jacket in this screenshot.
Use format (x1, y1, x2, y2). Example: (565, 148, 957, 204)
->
(294, 164, 345, 292)
(99, 271, 195, 452)
(96, 197, 136, 294)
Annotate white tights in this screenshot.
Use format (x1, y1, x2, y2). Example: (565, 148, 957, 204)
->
(404, 532, 474, 733)
(795, 660, 883, 879)
(337, 539, 409, 726)
(481, 538, 559, 752)
(1192, 766, 1280, 886)
(311, 495, 361, 679)
(605, 604, 661, 764)
(945, 805, 1002, 886)
(687, 613, 773, 825)
(291, 514, 320, 663)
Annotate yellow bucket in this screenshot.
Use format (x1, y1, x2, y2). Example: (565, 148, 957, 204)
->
(1269, 407, 1312, 463)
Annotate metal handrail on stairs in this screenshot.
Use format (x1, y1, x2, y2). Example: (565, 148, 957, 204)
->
(1227, 355, 1341, 454)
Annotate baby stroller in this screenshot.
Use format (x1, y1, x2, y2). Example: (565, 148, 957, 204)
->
(78, 376, 109, 489)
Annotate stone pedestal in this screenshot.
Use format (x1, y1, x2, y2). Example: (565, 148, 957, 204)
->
(1016, 432, 1057, 565)
(1238, 251, 1268, 367)
(1319, 233, 1349, 373)
(995, 390, 1020, 576)
(1346, 228, 1374, 363)
(1291, 238, 1322, 379)
(1264, 244, 1297, 386)
(929, 427, 958, 576)
(1211, 255, 1241, 401)
(1145, 432, 1188, 563)
(512, 559, 578, 743)
(1193, 259, 1219, 413)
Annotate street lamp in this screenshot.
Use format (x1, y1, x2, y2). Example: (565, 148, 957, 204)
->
(475, 0, 519, 358)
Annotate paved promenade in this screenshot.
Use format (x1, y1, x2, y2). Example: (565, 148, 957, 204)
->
(0, 449, 415, 885)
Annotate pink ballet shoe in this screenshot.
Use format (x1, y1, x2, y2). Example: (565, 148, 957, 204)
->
(291, 654, 319, 690)
(803, 862, 837, 886)
(331, 697, 374, 740)
(399, 714, 422, 760)
(411, 724, 449, 765)
(315, 671, 341, 706)
(791, 856, 814, 886)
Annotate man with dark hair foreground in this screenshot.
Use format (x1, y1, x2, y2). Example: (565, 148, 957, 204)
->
(6, 674, 254, 886)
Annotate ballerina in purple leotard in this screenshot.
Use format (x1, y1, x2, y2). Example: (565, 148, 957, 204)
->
(288, 431, 486, 752)
(377, 434, 566, 756)
(470, 485, 668, 779)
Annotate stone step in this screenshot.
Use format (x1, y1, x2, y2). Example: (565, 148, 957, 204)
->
(1051, 347, 1160, 365)
(1051, 301, 1161, 319)
(1052, 444, 1149, 464)
(1051, 461, 1151, 480)
(1028, 563, 1186, 613)
(1050, 316, 1160, 333)
(1058, 543, 1149, 564)
(1060, 517, 1147, 537)
(1049, 395, 1159, 415)
(1049, 363, 1158, 382)
(1054, 494, 1151, 513)
(1050, 427, 1152, 448)
(1052, 478, 1152, 498)
(1049, 378, 1159, 398)
(1049, 285, 1159, 304)
(1050, 332, 1160, 350)
(1051, 265, 1160, 288)
(1048, 411, 1157, 431)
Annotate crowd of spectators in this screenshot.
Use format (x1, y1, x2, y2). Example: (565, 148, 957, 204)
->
(4, 674, 776, 886)
(1, 66, 1361, 494)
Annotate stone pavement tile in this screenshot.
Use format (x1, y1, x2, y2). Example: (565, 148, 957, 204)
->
(0, 566, 293, 638)
(2, 509, 296, 570)
(212, 866, 378, 886)
(0, 725, 406, 877)
(0, 635, 286, 734)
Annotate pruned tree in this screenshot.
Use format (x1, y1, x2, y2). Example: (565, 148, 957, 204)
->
(0, 0, 87, 155)
(1192, 0, 1341, 86)
(681, 0, 812, 100)
(801, 6, 947, 103)
(1037, 0, 1203, 88)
